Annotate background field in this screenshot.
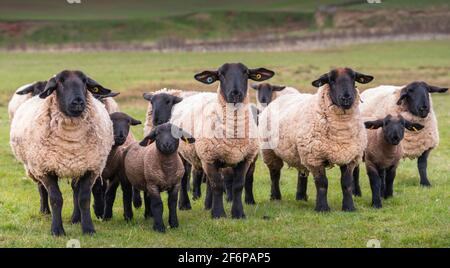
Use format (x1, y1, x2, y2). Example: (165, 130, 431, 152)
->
(0, 40, 449, 247)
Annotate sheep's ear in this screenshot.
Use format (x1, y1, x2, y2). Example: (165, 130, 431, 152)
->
(312, 73, 329, 88)
(250, 83, 259, 90)
(139, 129, 157, 146)
(194, 71, 218, 84)
(173, 96, 183, 104)
(271, 85, 286, 91)
(404, 121, 424, 132)
(249, 68, 275, 82)
(86, 77, 111, 95)
(16, 84, 35, 95)
(396, 89, 408, 105)
(129, 116, 142, 126)
(427, 85, 448, 93)
(364, 120, 383, 130)
(143, 92, 153, 101)
(105, 92, 120, 98)
(39, 77, 57, 99)
(354, 72, 374, 84)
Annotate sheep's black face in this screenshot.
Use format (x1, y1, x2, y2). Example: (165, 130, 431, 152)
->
(39, 70, 111, 117)
(365, 115, 424, 145)
(143, 92, 182, 126)
(16, 81, 47, 96)
(110, 112, 142, 146)
(312, 68, 374, 110)
(397, 81, 448, 118)
(194, 63, 275, 104)
(139, 123, 195, 154)
(251, 83, 286, 105)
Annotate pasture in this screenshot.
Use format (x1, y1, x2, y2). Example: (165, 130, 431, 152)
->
(0, 40, 449, 247)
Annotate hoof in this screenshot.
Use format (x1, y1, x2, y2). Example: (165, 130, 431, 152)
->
(420, 181, 432, 187)
(153, 224, 166, 233)
(178, 202, 192, 211)
(211, 210, 226, 219)
(51, 227, 66, 236)
(40, 208, 51, 215)
(82, 228, 96, 235)
(245, 198, 256, 205)
(169, 221, 179, 229)
(315, 204, 330, 213)
(295, 193, 308, 202)
(71, 216, 81, 225)
(372, 202, 382, 209)
(231, 212, 246, 219)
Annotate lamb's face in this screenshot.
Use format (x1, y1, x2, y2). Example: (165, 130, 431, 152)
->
(143, 92, 182, 126)
(312, 68, 374, 110)
(39, 70, 111, 117)
(194, 63, 275, 104)
(364, 115, 424, 145)
(110, 112, 141, 146)
(397, 81, 448, 118)
(16, 81, 47, 96)
(251, 83, 285, 105)
(139, 123, 195, 155)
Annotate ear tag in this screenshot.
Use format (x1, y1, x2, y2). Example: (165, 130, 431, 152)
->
(256, 74, 262, 80)
(207, 77, 214, 84)
(182, 137, 189, 144)
(412, 126, 419, 132)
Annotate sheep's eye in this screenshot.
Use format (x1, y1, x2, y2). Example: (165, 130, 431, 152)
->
(166, 100, 171, 105)
(82, 78, 87, 83)
(59, 78, 65, 83)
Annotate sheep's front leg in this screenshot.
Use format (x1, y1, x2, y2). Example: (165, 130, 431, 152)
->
(78, 172, 96, 235)
(178, 159, 192, 210)
(352, 165, 362, 197)
(311, 167, 330, 212)
(70, 179, 81, 224)
(37, 182, 50, 215)
(92, 178, 105, 219)
(192, 168, 203, 200)
(340, 164, 356, 211)
(262, 149, 283, 200)
(367, 165, 382, 208)
(120, 179, 134, 221)
(168, 186, 180, 228)
(384, 165, 397, 199)
(231, 160, 251, 219)
(296, 171, 308, 201)
(204, 179, 213, 210)
(148, 187, 165, 232)
(203, 163, 226, 218)
(224, 169, 234, 203)
(244, 159, 256, 205)
(41, 174, 65, 236)
(103, 179, 119, 221)
(418, 149, 432, 187)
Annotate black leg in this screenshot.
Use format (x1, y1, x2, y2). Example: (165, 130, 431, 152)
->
(42, 174, 65, 236)
(203, 163, 226, 218)
(78, 173, 96, 235)
(144, 191, 153, 219)
(231, 160, 250, 219)
(418, 149, 432, 187)
(367, 166, 382, 208)
(296, 171, 308, 201)
(384, 165, 397, 199)
(70, 179, 81, 224)
(352, 165, 362, 197)
(103, 180, 119, 221)
(178, 159, 192, 210)
(168, 187, 179, 228)
(312, 167, 330, 212)
(92, 178, 105, 219)
(224, 169, 233, 203)
(204, 179, 213, 210)
(244, 160, 256, 205)
(132, 188, 142, 209)
(192, 169, 203, 200)
(121, 179, 134, 221)
(340, 165, 356, 212)
(150, 194, 165, 232)
(38, 182, 50, 215)
(269, 168, 282, 200)
(379, 168, 386, 197)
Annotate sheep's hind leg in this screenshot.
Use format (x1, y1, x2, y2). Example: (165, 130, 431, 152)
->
(38, 182, 50, 215)
(204, 180, 213, 210)
(418, 149, 432, 187)
(144, 191, 153, 219)
(92, 178, 105, 219)
(178, 159, 192, 210)
(384, 165, 397, 199)
(192, 168, 203, 200)
(352, 165, 362, 197)
(312, 167, 330, 212)
(168, 186, 179, 228)
(262, 149, 283, 200)
(296, 171, 308, 201)
(103, 180, 119, 221)
(132, 188, 142, 209)
(41, 174, 65, 236)
(203, 163, 226, 218)
(78, 172, 96, 235)
(244, 159, 256, 205)
(70, 179, 81, 224)
(340, 164, 356, 212)
(120, 179, 134, 221)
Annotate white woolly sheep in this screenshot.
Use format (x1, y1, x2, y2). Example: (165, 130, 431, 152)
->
(10, 70, 114, 236)
(259, 67, 374, 212)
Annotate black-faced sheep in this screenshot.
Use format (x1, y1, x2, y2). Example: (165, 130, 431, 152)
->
(10, 70, 114, 235)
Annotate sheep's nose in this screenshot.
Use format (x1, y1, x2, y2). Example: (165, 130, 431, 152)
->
(261, 97, 267, 103)
(419, 105, 428, 112)
(71, 97, 85, 106)
(231, 89, 240, 96)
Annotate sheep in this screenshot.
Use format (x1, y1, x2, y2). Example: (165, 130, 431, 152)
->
(250, 83, 299, 111)
(8, 81, 47, 121)
(353, 82, 448, 192)
(170, 63, 275, 218)
(123, 123, 195, 232)
(258, 67, 374, 212)
(363, 115, 424, 208)
(10, 70, 114, 236)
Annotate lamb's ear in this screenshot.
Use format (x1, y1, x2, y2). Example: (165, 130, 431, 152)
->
(39, 77, 57, 99)
(312, 73, 329, 88)
(249, 68, 275, 82)
(16, 84, 35, 95)
(143, 92, 153, 101)
(404, 120, 424, 132)
(139, 129, 157, 146)
(354, 72, 374, 84)
(271, 85, 286, 91)
(364, 120, 384, 130)
(172, 96, 183, 104)
(427, 85, 448, 93)
(396, 89, 408, 105)
(194, 70, 218, 84)
(128, 116, 142, 126)
(250, 83, 259, 90)
(86, 77, 111, 95)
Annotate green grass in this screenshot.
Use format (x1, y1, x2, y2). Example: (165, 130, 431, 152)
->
(0, 40, 449, 247)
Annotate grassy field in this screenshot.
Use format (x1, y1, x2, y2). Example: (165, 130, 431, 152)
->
(0, 40, 449, 247)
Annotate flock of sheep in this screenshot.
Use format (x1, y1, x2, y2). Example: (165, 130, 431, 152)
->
(7, 63, 447, 236)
